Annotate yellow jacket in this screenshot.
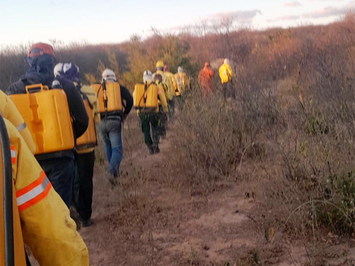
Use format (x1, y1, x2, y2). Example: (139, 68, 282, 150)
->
(153, 70, 173, 100)
(163, 71, 178, 98)
(1, 119, 89, 266)
(218, 63, 234, 84)
(156, 83, 168, 113)
(174, 72, 188, 96)
(0, 91, 35, 154)
(76, 85, 99, 154)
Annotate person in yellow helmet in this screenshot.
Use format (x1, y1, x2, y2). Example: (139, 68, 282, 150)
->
(0, 117, 88, 265)
(174, 66, 189, 110)
(153, 61, 173, 117)
(0, 90, 35, 154)
(163, 63, 177, 118)
(133, 70, 168, 154)
(218, 58, 235, 101)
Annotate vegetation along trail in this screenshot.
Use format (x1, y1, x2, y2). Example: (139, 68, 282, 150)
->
(80, 115, 262, 265)
(77, 104, 355, 266)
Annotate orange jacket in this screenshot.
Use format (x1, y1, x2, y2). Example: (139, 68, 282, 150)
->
(198, 63, 214, 89)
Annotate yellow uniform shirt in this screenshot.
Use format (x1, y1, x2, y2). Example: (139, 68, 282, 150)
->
(218, 63, 233, 84)
(76, 85, 99, 154)
(1, 119, 89, 265)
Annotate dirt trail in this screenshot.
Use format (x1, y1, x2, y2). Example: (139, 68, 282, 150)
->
(77, 125, 264, 265)
(25, 117, 355, 265)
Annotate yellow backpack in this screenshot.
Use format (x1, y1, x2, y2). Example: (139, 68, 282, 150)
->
(76, 96, 97, 150)
(133, 83, 158, 111)
(9, 84, 74, 155)
(92, 81, 122, 114)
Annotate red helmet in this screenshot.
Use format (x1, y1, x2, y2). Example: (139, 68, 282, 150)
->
(27, 42, 54, 58)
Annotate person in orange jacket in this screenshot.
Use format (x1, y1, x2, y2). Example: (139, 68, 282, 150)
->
(198, 62, 214, 99)
(0, 117, 88, 266)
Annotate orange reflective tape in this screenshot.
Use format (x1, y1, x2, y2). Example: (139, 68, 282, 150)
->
(17, 182, 51, 212)
(16, 171, 46, 198)
(10, 145, 16, 164)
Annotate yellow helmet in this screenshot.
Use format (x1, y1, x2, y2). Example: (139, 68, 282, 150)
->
(156, 60, 164, 68)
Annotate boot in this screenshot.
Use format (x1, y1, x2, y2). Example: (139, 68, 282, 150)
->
(153, 146, 160, 154)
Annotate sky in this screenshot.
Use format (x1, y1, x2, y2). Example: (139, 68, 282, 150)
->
(0, 0, 354, 49)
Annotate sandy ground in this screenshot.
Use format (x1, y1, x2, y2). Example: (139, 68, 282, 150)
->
(28, 117, 355, 266)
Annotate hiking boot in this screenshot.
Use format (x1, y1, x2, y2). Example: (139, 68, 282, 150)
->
(107, 175, 118, 187)
(81, 219, 93, 228)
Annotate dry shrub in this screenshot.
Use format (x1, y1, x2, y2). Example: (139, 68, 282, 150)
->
(269, 74, 355, 236)
(167, 81, 283, 194)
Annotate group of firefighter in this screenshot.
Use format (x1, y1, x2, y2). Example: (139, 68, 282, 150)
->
(0, 41, 235, 265)
(134, 61, 189, 156)
(0, 42, 191, 265)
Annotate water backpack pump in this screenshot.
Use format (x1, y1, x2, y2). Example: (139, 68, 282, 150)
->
(9, 84, 75, 155)
(133, 82, 158, 111)
(76, 93, 97, 150)
(92, 80, 123, 115)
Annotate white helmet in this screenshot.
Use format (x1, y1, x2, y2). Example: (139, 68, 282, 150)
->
(54, 62, 63, 77)
(102, 68, 116, 82)
(224, 58, 230, 65)
(143, 70, 152, 83)
(178, 66, 183, 73)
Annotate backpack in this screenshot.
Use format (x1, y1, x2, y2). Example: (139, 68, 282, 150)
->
(92, 80, 123, 114)
(133, 82, 158, 111)
(9, 84, 74, 155)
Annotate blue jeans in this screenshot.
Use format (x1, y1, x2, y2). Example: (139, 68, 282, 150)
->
(98, 119, 123, 177)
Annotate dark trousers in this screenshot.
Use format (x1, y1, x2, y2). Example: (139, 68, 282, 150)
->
(73, 151, 95, 221)
(139, 112, 160, 150)
(39, 156, 75, 208)
(167, 98, 175, 118)
(222, 81, 235, 101)
(157, 106, 167, 138)
(176, 95, 184, 110)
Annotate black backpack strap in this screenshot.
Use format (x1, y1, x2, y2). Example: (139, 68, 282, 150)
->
(80, 90, 94, 109)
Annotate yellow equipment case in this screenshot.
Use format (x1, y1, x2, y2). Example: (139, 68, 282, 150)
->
(9, 84, 74, 155)
(133, 83, 158, 111)
(76, 99, 97, 150)
(92, 81, 123, 114)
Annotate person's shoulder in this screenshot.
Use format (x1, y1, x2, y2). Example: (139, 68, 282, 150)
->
(80, 85, 95, 94)
(4, 118, 20, 139)
(6, 79, 26, 95)
(119, 84, 129, 91)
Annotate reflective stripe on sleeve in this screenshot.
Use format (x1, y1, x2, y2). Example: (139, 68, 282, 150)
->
(10, 145, 16, 164)
(16, 171, 52, 212)
(15, 122, 27, 131)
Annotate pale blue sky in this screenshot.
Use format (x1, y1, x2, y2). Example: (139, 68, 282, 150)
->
(0, 0, 353, 48)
